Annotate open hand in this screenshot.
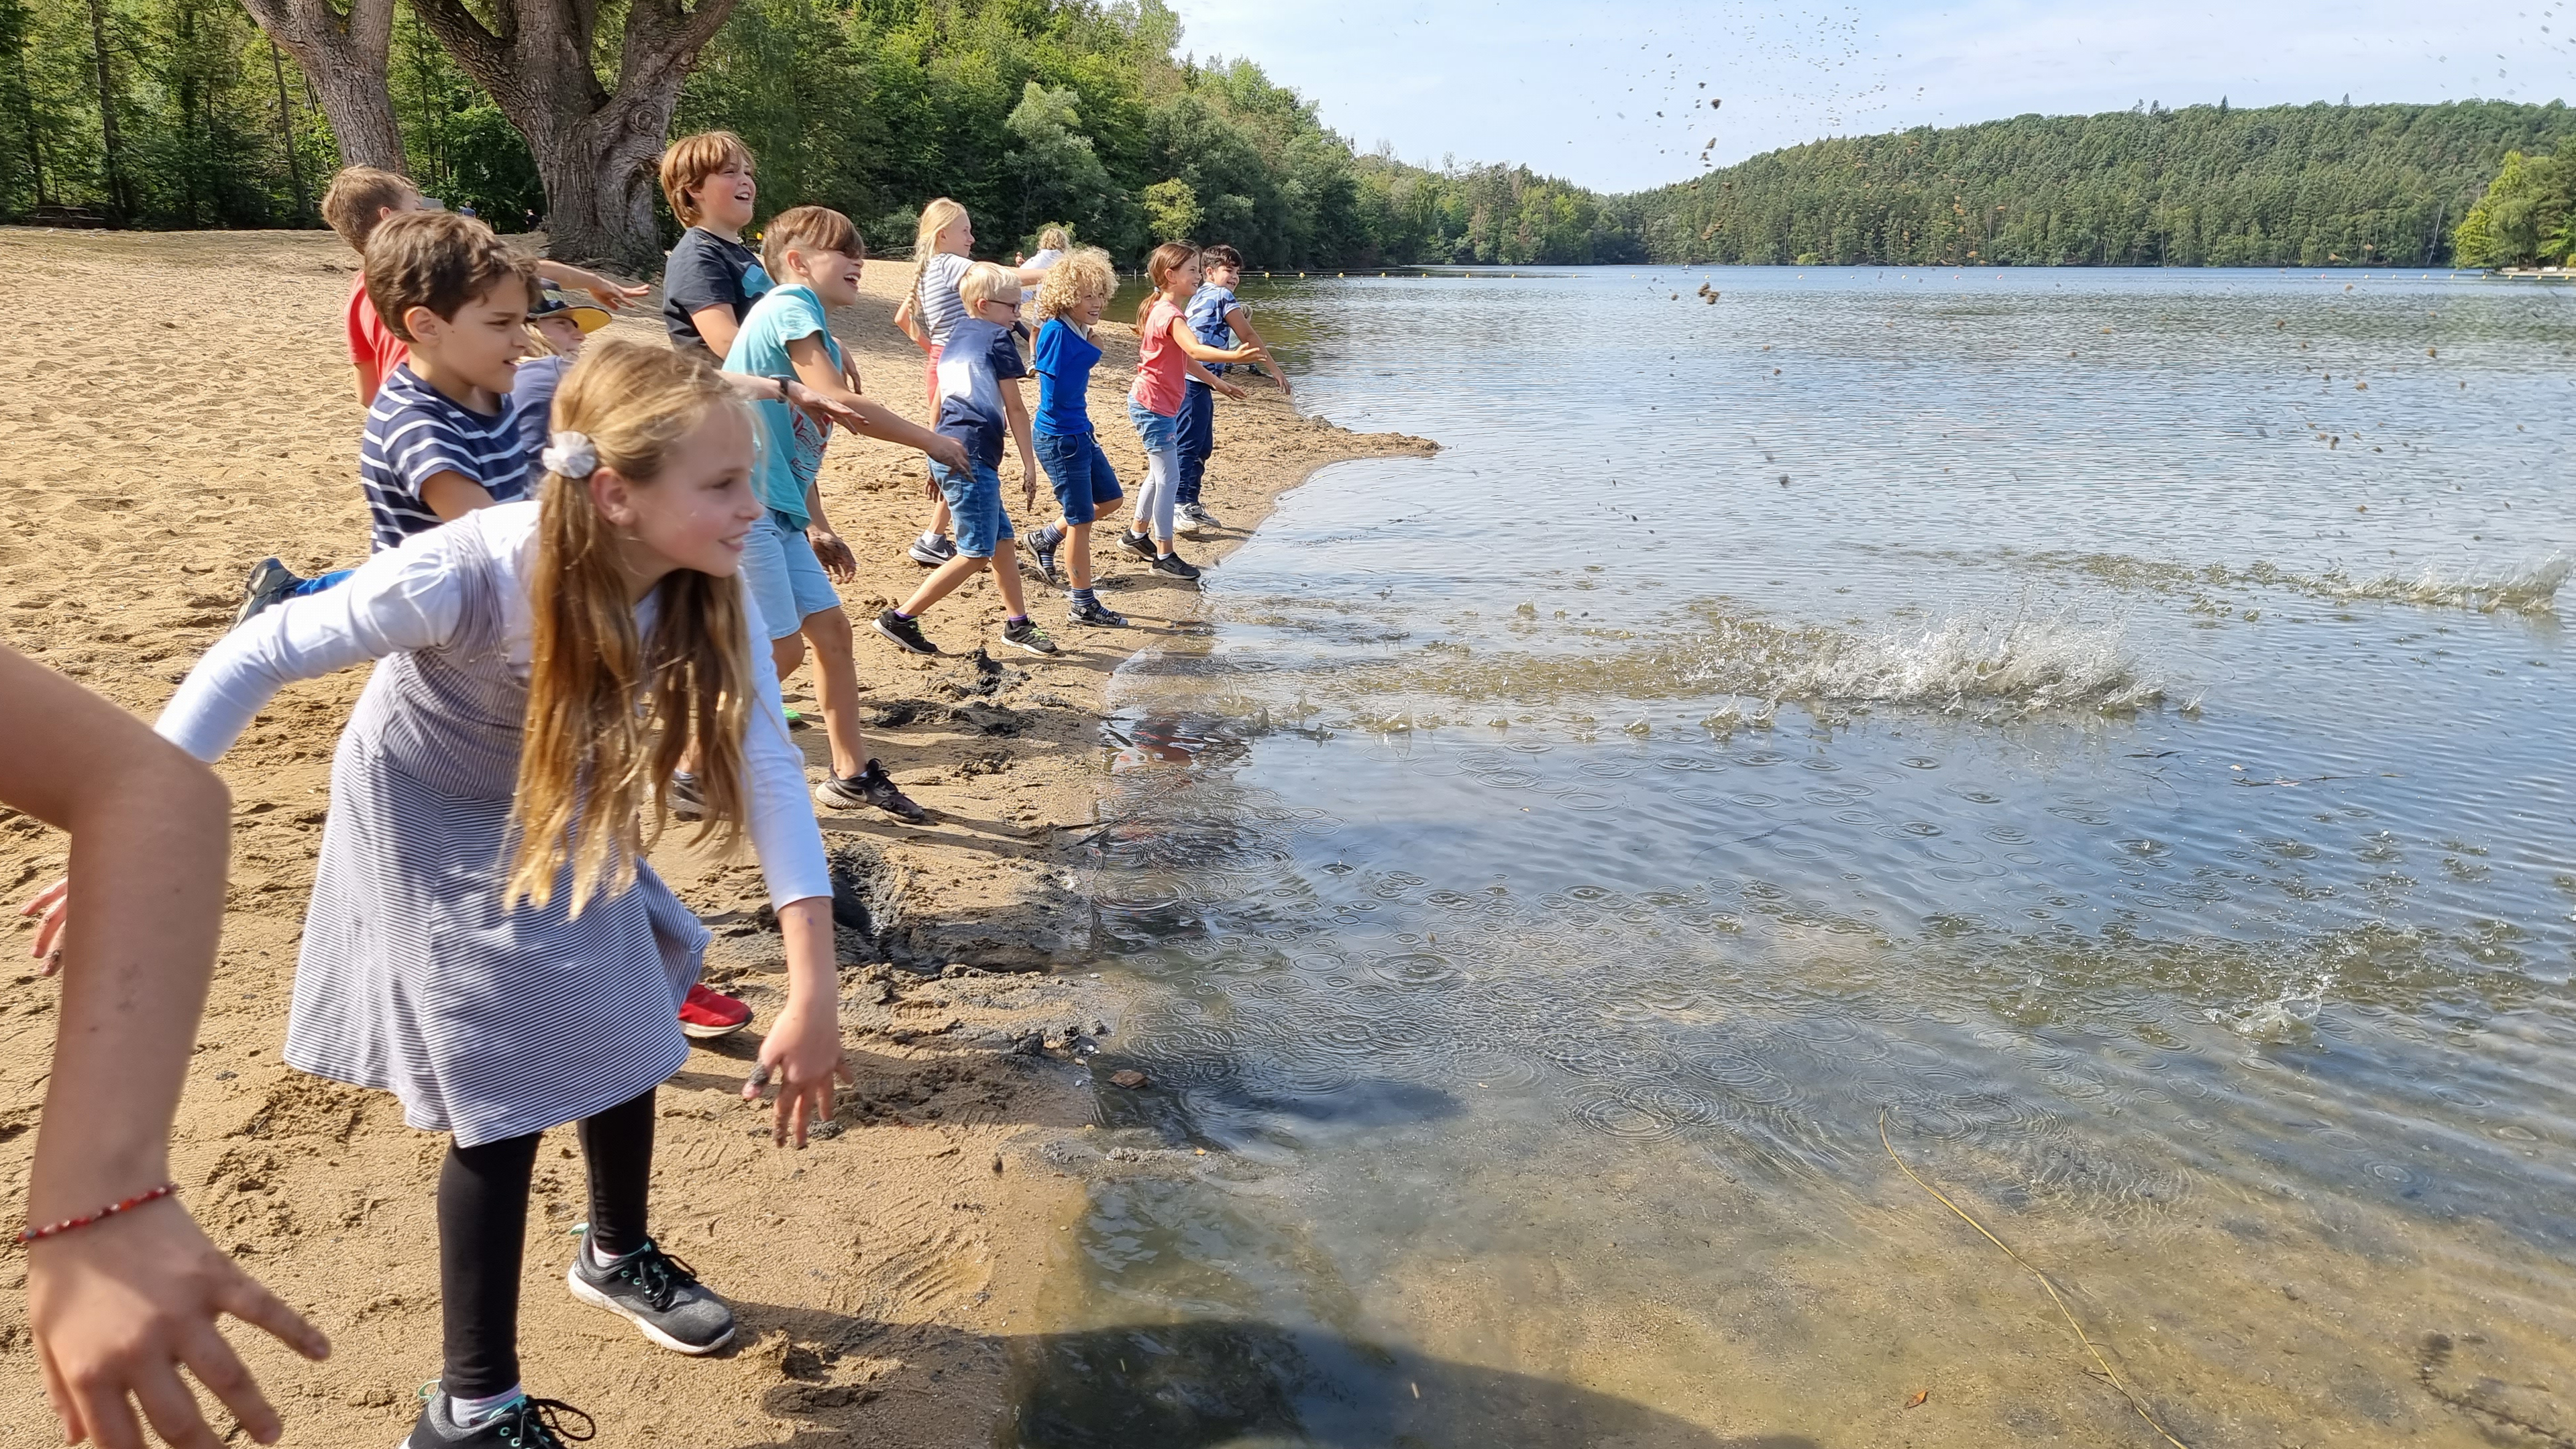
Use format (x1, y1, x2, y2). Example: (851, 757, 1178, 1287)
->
(21, 874, 68, 974)
(926, 435, 970, 474)
(1218, 381, 1248, 402)
(806, 529, 857, 582)
(563, 267, 648, 311)
(31, 1199, 329, 1448)
(745, 1004, 848, 1147)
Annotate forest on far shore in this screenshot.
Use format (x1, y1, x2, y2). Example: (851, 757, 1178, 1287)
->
(0, 0, 2566, 272)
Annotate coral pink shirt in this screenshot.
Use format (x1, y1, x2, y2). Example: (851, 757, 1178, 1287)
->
(346, 274, 409, 405)
(1130, 298, 1187, 417)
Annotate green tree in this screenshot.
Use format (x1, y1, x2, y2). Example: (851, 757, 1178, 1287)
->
(1141, 175, 1197, 242)
(1004, 79, 1132, 254)
(2453, 149, 2573, 268)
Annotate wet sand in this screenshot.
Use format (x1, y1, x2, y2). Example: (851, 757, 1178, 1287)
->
(0, 227, 1430, 1444)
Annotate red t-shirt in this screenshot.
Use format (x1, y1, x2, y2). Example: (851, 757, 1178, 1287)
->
(1130, 298, 1187, 417)
(346, 274, 409, 405)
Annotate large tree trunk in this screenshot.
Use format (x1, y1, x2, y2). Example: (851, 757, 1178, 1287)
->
(236, 0, 403, 174)
(411, 0, 738, 271)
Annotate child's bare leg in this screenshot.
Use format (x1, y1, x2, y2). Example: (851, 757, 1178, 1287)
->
(799, 607, 869, 779)
(1065, 520, 1095, 590)
(918, 498, 953, 537)
(898, 553, 988, 616)
(991, 540, 1031, 616)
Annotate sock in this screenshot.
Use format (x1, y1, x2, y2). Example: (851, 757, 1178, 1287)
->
(1036, 524, 1062, 549)
(1006, 614, 1028, 625)
(587, 1236, 623, 1270)
(920, 529, 945, 547)
(1070, 587, 1095, 604)
(451, 1387, 525, 1428)
(892, 609, 914, 621)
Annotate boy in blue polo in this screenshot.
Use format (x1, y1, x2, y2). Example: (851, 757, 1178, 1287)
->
(1176, 243, 1289, 535)
(873, 262, 1056, 659)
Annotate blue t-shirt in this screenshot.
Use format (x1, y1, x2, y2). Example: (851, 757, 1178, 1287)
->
(508, 354, 571, 490)
(932, 317, 1029, 470)
(1185, 284, 1237, 383)
(723, 283, 843, 525)
(357, 365, 536, 550)
(1029, 319, 1099, 438)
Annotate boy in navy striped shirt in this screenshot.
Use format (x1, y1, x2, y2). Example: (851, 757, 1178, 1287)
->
(354, 211, 544, 549)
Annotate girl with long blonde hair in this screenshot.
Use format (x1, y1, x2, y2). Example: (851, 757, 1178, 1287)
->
(131, 337, 845, 1449)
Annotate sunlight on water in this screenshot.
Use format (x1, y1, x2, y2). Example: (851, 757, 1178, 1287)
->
(1006, 268, 2576, 1448)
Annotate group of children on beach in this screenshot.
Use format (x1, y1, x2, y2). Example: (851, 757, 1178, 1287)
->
(8, 128, 1288, 1449)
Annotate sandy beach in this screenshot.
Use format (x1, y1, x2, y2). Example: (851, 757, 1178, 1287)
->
(0, 227, 1430, 1445)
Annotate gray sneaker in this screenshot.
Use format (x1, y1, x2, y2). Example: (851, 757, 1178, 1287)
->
(233, 557, 300, 629)
(814, 760, 926, 822)
(1002, 617, 1060, 655)
(1067, 596, 1128, 628)
(566, 1233, 736, 1355)
(403, 1389, 594, 1448)
(906, 533, 957, 567)
(1180, 502, 1224, 536)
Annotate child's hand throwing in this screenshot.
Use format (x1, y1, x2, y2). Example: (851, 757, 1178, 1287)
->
(746, 1000, 847, 1148)
(1217, 379, 1248, 402)
(806, 527, 857, 582)
(32, 1201, 329, 1449)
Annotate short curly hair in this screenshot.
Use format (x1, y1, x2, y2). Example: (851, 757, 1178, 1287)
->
(1034, 246, 1116, 323)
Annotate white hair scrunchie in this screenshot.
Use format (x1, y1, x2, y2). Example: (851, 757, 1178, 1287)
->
(542, 431, 600, 480)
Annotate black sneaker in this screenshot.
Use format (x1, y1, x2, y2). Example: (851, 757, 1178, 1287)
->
(1067, 596, 1128, 628)
(405, 1389, 594, 1448)
(1002, 617, 1060, 655)
(1029, 527, 1063, 583)
(1151, 553, 1203, 581)
(1118, 529, 1160, 561)
(1181, 502, 1224, 536)
(815, 760, 926, 822)
(873, 608, 939, 656)
(906, 533, 957, 567)
(666, 773, 706, 821)
(233, 557, 300, 629)
(566, 1233, 737, 1356)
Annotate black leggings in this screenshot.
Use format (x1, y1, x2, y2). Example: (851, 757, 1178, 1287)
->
(437, 1086, 656, 1399)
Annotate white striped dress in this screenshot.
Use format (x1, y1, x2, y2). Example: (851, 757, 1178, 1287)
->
(158, 503, 830, 1146)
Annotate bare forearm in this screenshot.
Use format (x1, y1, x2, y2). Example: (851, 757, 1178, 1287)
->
(775, 898, 839, 1022)
(1, 656, 229, 1218)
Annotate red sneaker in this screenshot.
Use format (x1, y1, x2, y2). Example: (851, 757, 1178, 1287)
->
(679, 983, 751, 1039)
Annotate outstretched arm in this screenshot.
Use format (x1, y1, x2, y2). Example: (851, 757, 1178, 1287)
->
(533, 260, 648, 311)
(1226, 304, 1290, 395)
(780, 333, 969, 472)
(6, 648, 329, 1449)
(1167, 315, 1263, 366)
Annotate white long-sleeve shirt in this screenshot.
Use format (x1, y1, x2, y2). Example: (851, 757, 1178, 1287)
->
(156, 502, 833, 910)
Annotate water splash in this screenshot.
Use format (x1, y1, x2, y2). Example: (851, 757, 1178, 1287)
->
(2018, 549, 2571, 616)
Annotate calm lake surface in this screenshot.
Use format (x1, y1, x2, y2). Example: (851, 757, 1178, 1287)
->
(1006, 267, 2576, 1446)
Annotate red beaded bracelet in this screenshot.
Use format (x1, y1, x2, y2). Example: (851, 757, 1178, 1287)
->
(17, 1183, 179, 1244)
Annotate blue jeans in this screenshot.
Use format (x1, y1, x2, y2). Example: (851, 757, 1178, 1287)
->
(1035, 431, 1121, 525)
(929, 456, 1014, 557)
(1176, 381, 1216, 507)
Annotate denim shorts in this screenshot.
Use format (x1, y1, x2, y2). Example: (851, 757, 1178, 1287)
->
(740, 509, 839, 640)
(1128, 398, 1179, 451)
(1035, 431, 1122, 525)
(930, 458, 1014, 558)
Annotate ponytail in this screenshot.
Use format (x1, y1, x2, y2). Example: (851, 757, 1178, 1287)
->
(1138, 241, 1198, 324)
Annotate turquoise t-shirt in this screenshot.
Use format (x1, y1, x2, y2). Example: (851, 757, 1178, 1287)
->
(722, 282, 842, 525)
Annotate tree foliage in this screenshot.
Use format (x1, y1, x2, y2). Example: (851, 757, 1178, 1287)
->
(2452, 149, 2574, 267)
(1625, 101, 2576, 268)
(7, 0, 2574, 278)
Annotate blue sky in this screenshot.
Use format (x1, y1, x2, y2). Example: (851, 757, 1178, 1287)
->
(1167, 0, 2576, 193)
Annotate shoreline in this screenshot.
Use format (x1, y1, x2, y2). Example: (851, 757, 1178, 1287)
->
(0, 227, 1432, 1444)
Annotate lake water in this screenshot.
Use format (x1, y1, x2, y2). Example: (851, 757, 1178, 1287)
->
(1007, 268, 2576, 1446)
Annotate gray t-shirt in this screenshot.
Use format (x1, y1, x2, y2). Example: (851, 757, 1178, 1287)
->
(915, 252, 973, 349)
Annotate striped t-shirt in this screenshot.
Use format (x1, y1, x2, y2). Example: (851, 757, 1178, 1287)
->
(914, 252, 973, 348)
(358, 364, 535, 551)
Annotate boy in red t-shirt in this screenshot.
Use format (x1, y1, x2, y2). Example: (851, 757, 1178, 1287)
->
(319, 166, 645, 407)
